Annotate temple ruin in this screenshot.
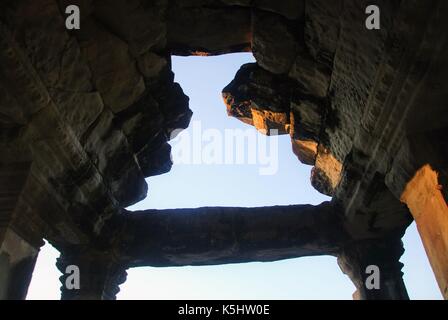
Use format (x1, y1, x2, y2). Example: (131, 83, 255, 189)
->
(0, 0, 447, 300)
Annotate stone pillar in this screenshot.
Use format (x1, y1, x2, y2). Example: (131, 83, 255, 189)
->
(400, 164, 448, 299)
(0, 162, 43, 299)
(0, 162, 41, 300)
(57, 248, 127, 300)
(0, 228, 40, 300)
(337, 236, 409, 300)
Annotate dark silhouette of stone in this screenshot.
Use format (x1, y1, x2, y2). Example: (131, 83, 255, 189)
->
(0, 0, 447, 300)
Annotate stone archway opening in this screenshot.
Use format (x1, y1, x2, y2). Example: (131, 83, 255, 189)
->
(119, 52, 355, 299)
(128, 52, 332, 211)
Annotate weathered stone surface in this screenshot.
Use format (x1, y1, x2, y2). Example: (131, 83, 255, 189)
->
(290, 95, 323, 142)
(291, 139, 318, 166)
(222, 63, 291, 134)
(213, 0, 305, 20)
(252, 11, 299, 74)
(167, 6, 251, 55)
(0, 84, 27, 126)
(311, 145, 343, 196)
(324, 0, 400, 163)
(49, 90, 104, 138)
(16, 0, 72, 89)
(151, 80, 192, 137)
(5, 0, 96, 136)
(94, 0, 167, 56)
(289, 53, 331, 98)
(83, 111, 147, 207)
(137, 52, 168, 79)
(121, 202, 348, 267)
(27, 34, 93, 92)
(221, 0, 251, 6)
(304, 0, 342, 66)
(0, 163, 31, 235)
(76, 18, 145, 113)
(250, 108, 289, 136)
(254, 0, 305, 20)
(115, 93, 164, 153)
(137, 142, 173, 177)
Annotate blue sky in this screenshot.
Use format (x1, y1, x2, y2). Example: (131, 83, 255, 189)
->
(27, 53, 441, 300)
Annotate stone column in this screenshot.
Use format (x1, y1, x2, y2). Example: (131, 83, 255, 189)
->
(337, 236, 409, 300)
(400, 164, 448, 299)
(386, 130, 448, 299)
(0, 228, 40, 300)
(0, 162, 42, 300)
(57, 247, 127, 300)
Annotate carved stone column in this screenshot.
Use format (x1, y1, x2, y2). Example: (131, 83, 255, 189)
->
(337, 236, 409, 300)
(57, 247, 127, 300)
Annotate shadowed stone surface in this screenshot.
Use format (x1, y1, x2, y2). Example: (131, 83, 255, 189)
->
(120, 202, 348, 267)
(0, 0, 447, 300)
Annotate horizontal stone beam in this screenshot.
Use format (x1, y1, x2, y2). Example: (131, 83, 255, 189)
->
(120, 202, 349, 267)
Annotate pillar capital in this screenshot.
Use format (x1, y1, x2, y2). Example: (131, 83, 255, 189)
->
(337, 236, 409, 300)
(56, 246, 127, 300)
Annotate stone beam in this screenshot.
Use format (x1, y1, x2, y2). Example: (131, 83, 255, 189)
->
(119, 202, 349, 268)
